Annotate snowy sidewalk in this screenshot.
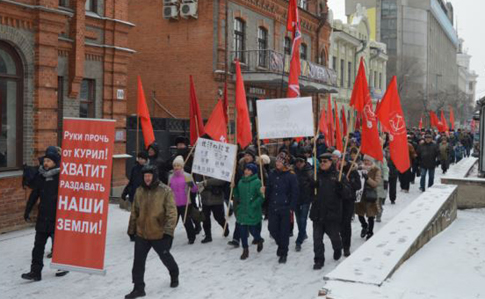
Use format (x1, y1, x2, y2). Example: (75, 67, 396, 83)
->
(0, 171, 445, 299)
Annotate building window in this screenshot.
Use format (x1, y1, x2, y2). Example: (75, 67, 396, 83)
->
(332, 56, 337, 70)
(0, 41, 23, 170)
(80, 79, 95, 118)
(469, 82, 474, 91)
(374, 71, 377, 88)
(57, 77, 64, 146)
(300, 43, 307, 60)
(348, 62, 352, 88)
(340, 59, 345, 87)
(379, 73, 382, 89)
(298, 0, 308, 10)
(234, 18, 246, 63)
(258, 27, 268, 67)
(85, 0, 97, 12)
(284, 37, 291, 55)
(59, 0, 70, 7)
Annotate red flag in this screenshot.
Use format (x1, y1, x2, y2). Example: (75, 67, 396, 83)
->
(205, 100, 228, 143)
(376, 76, 410, 173)
(419, 115, 423, 130)
(223, 82, 229, 124)
(235, 60, 252, 149)
(137, 76, 155, 148)
(286, 0, 301, 98)
(349, 58, 383, 161)
(318, 106, 329, 138)
(429, 111, 439, 129)
(189, 76, 205, 145)
(355, 113, 361, 130)
(334, 101, 343, 151)
(441, 110, 449, 132)
(449, 106, 455, 130)
(327, 96, 334, 147)
(341, 106, 348, 136)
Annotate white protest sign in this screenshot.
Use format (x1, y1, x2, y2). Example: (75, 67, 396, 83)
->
(256, 97, 314, 139)
(355, 170, 366, 203)
(192, 138, 238, 182)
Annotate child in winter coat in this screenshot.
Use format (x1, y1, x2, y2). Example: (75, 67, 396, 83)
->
(168, 156, 198, 244)
(234, 163, 265, 260)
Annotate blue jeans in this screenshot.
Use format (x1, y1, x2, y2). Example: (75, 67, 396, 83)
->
(295, 203, 310, 245)
(239, 224, 262, 249)
(420, 167, 435, 191)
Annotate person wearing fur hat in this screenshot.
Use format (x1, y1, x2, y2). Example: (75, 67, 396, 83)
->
(355, 155, 381, 240)
(168, 156, 198, 244)
(126, 165, 179, 298)
(22, 148, 68, 281)
(234, 163, 265, 260)
(262, 151, 299, 264)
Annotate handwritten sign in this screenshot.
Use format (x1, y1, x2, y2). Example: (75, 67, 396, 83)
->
(192, 138, 237, 182)
(256, 97, 314, 139)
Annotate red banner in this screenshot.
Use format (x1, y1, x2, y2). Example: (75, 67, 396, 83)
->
(52, 118, 115, 275)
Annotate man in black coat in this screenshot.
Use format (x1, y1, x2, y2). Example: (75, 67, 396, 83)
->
(122, 151, 148, 204)
(417, 134, 439, 192)
(294, 155, 315, 252)
(263, 152, 299, 264)
(341, 157, 362, 257)
(22, 149, 67, 281)
(147, 142, 167, 184)
(310, 153, 352, 270)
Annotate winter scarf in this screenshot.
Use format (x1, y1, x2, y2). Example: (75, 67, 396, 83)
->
(38, 166, 60, 181)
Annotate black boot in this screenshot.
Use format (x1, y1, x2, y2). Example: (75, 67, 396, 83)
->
(223, 226, 230, 237)
(343, 248, 351, 257)
(333, 249, 342, 261)
(227, 240, 239, 248)
(201, 236, 212, 244)
(240, 248, 249, 260)
(278, 255, 287, 264)
(360, 226, 368, 238)
(313, 260, 324, 270)
(125, 287, 146, 299)
(366, 232, 374, 240)
(257, 240, 264, 253)
(55, 270, 69, 277)
(170, 273, 179, 288)
(21, 271, 41, 281)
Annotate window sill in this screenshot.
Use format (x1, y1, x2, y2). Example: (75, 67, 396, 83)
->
(0, 170, 23, 179)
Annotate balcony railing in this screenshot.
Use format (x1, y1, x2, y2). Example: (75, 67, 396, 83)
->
(231, 49, 338, 87)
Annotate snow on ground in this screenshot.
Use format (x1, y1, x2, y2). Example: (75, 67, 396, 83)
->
(0, 165, 476, 299)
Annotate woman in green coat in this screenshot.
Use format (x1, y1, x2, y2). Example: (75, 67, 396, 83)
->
(234, 163, 265, 260)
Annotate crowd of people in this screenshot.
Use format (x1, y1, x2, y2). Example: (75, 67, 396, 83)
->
(19, 127, 475, 299)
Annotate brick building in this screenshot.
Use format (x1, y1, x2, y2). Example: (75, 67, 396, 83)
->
(126, 0, 336, 144)
(0, 0, 133, 233)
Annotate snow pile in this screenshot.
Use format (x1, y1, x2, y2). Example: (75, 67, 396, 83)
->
(442, 157, 478, 179)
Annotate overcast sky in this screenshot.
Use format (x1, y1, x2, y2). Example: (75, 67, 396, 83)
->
(327, 0, 484, 102)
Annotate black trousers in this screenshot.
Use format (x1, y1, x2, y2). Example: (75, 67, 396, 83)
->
(176, 206, 196, 241)
(268, 208, 291, 257)
(202, 204, 227, 237)
(389, 175, 398, 202)
(340, 200, 354, 250)
(31, 231, 54, 274)
(358, 216, 375, 234)
(313, 220, 342, 263)
(399, 170, 411, 191)
(132, 236, 179, 290)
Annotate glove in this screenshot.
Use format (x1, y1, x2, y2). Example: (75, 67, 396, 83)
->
(24, 212, 31, 222)
(128, 234, 135, 242)
(384, 181, 389, 190)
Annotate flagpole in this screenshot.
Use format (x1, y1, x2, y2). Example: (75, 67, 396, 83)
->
(184, 114, 202, 225)
(279, 34, 288, 97)
(136, 113, 140, 155)
(313, 128, 319, 196)
(346, 146, 361, 178)
(339, 112, 354, 181)
(255, 117, 265, 187)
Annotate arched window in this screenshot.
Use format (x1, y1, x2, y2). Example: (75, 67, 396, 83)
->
(0, 41, 23, 169)
(234, 18, 246, 63)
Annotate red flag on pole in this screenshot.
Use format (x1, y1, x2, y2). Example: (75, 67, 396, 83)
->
(349, 58, 383, 161)
(449, 106, 455, 130)
(137, 76, 155, 148)
(334, 101, 343, 151)
(341, 106, 348, 137)
(318, 106, 329, 138)
(205, 100, 228, 143)
(235, 60, 252, 149)
(286, 0, 301, 98)
(189, 75, 205, 145)
(327, 95, 335, 147)
(419, 115, 423, 130)
(376, 76, 410, 173)
(355, 113, 361, 131)
(429, 111, 439, 129)
(441, 110, 449, 132)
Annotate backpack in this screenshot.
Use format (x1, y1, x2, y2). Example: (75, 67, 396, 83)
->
(22, 164, 39, 189)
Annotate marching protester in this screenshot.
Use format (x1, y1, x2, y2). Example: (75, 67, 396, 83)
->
(121, 151, 148, 211)
(310, 153, 351, 270)
(264, 151, 299, 264)
(294, 155, 315, 252)
(233, 163, 265, 260)
(341, 156, 362, 256)
(168, 156, 198, 244)
(147, 142, 167, 184)
(439, 137, 452, 174)
(126, 165, 179, 299)
(376, 147, 389, 223)
(417, 134, 439, 192)
(385, 147, 399, 205)
(199, 177, 230, 243)
(355, 155, 381, 240)
(22, 147, 68, 281)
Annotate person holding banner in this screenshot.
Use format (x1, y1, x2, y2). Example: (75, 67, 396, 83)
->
(263, 152, 299, 264)
(22, 148, 68, 281)
(127, 165, 179, 299)
(234, 163, 265, 260)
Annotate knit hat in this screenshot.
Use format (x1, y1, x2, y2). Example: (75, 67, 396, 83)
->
(244, 147, 256, 160)
(44, 152, 60, 165)
(172, 155, 185, 167)
(245, 163, 258, 175)
(332, 150, 342, 159)
(137, 151, 148, 160)
(363, 155, 375, 163)
(295, 155, 306, 163)
(260, 154, 271, 165)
